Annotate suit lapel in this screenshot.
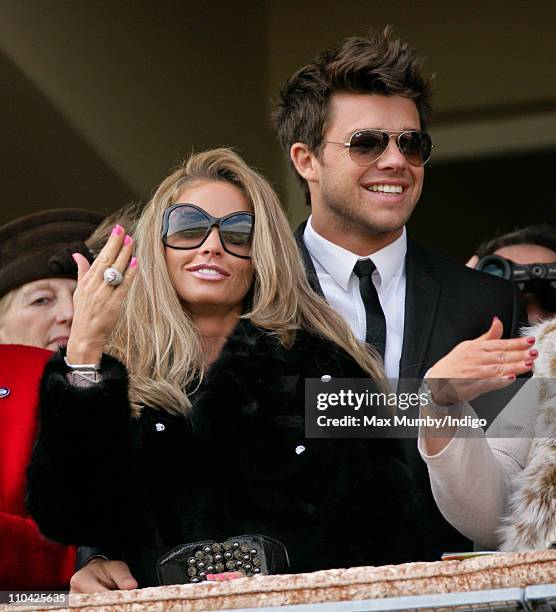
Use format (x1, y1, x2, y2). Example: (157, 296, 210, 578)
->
(295, 224, 439, 378)
(294, 222, 325, 297)
(399, 240, 440, 379)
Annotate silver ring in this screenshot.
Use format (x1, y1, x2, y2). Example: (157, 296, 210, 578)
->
(103, 267, 123, 286)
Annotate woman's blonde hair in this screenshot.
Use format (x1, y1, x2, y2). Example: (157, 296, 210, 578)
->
(108, 148, 385, 414)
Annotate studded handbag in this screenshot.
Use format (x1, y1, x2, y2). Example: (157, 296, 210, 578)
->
(157, 534, 290, 585)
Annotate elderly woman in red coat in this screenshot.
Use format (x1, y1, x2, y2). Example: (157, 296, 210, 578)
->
(0, 208, 103, 589)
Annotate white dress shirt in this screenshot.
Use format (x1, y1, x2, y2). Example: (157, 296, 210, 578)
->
(303, 216, 406, 380)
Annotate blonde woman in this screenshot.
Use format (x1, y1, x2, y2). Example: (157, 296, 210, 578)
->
(28, 149, 426, 589)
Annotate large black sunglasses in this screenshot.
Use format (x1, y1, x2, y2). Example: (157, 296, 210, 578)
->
(162, 204, 254, 259)
(326, 129, 433, 167)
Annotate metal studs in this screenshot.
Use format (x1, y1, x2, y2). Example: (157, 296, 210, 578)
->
(189, 539, 264, 580)
(155, 422, 165, 432)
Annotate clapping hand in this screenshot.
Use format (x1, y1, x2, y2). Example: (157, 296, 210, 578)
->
(426, 317, 537, 405)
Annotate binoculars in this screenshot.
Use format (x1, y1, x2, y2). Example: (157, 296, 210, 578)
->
(477, 255, 556, 311)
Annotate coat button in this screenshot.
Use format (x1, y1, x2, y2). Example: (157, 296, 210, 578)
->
(0, 388, 10, 398)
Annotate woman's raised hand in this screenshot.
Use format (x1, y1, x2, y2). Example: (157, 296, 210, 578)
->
(66, 225, 137, 366)
(425, 316, 538, 404)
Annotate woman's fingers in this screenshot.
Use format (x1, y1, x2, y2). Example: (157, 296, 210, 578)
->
(71, 252, 91, 282)
(429, 334, 538, 381)
(111, 256, 138, 299)
(481, 336, 535, 352)
(89, 224, 128, 281)
(110, 234, 134, 283)
(478, 316, 504, 341)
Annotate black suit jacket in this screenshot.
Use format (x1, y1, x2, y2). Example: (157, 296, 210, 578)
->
(295, 221, 526, 558)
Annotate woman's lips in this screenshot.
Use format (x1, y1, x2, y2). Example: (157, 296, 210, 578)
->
(187, 264, 230, 281)
(48, 336, 69, 347)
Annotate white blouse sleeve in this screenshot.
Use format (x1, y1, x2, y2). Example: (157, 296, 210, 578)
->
(418, 379, 539, 549)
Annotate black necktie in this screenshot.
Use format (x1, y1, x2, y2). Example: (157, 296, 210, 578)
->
(353, 259, 387, 358)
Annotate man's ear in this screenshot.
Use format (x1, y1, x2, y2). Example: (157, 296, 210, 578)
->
(290, 142, 320, 182)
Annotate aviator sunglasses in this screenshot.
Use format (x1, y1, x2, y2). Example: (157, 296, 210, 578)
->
(326, 129, 433, 167)
(162, 204, 254, 259)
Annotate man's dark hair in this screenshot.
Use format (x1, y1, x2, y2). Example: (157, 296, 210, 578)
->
(476, 225, 556, 259)
(272, 26, 433, 203)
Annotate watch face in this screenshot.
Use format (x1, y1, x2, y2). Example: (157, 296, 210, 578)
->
(67, 371, 102, 387)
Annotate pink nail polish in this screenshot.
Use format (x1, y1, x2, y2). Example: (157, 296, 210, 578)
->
(111, 224, 123, 236)
(527, 337, 536, 345)
(130, 257, 137, 268)
(507, 375, 516, 381)
(525, 360, 533, 367)
(529, 349, 538, 357)
(124, 234, 132, 246)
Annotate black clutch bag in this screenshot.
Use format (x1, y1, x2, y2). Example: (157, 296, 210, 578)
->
(157, 534, 290, 585)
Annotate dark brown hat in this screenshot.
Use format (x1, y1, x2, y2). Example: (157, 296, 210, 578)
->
(0, 208, 105, 299)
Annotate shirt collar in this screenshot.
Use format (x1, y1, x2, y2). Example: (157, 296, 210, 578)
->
(303, 216, 407, 290)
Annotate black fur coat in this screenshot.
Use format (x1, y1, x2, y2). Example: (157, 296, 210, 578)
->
(28, 320, 427, 586)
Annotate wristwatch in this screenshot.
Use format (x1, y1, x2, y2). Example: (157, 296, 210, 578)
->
(64, 356, 102, 387)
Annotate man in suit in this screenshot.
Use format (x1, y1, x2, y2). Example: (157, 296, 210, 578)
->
(272, 27, 531, 558)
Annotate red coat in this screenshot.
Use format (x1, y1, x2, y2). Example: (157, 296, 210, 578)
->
(0, 344, 75, 589)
